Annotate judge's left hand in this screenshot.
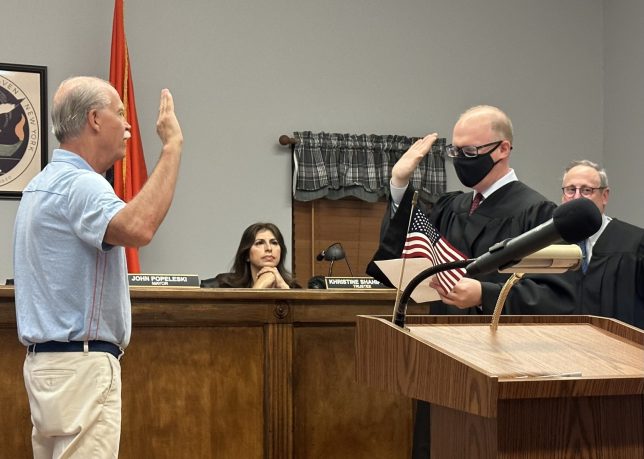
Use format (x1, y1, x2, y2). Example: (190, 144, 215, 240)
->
(429, 277, 482, 309)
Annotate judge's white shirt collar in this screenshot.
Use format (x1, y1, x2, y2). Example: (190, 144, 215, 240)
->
(390, 169, 519, 211)
(477, 169, 518, 200)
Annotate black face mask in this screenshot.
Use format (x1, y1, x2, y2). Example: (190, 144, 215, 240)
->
(453, 151, 499, 188)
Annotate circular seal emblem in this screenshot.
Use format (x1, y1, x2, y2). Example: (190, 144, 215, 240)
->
(0, 72, 41, 191)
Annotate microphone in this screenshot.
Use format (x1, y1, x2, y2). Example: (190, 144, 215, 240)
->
(316, 243, 345, 262)
(466, 198, 601, 276)
(315, 243, 354, 276)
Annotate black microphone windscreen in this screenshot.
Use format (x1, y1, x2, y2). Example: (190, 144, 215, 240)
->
(552, 198, 602, 243)
(316, 251, 325, 261)
(308, 275, 327, 289)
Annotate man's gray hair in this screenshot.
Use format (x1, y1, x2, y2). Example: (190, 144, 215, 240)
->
(51, 76, 113, 143)
(564, 159, 609, 188)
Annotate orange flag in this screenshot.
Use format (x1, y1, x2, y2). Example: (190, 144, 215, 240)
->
(109, 0, 147, 273)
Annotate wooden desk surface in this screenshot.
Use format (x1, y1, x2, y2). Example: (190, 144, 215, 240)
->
(1, 285, 402, 325)
(409, 323, 644, 379)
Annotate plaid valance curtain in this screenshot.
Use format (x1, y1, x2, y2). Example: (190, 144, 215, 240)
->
(292, 131, 446, 203)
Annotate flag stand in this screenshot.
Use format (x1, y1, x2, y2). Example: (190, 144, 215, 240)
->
(392, 191, 420, 322)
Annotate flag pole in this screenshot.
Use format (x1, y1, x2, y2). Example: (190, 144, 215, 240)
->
(392, 191, 419, 323)
(110, 0, 147, 273)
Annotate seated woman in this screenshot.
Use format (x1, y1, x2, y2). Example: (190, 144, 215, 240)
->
(202, 222, 299, 289)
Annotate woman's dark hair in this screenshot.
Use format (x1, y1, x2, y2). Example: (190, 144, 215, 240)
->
(218, 222, 296, 288)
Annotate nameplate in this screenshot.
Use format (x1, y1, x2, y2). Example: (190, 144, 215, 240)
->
(324, 277, 389, 289)
(128, 274, 200, 288)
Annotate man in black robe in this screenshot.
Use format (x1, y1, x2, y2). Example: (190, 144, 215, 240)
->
(560, 160, 644, 329)
(367, 105, 573, 314)
(366, 105, 575, 459)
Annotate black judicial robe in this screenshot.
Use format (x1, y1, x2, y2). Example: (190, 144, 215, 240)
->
(560, 219, 644, 328)
(201, 273, 233, 288)
(367, 181, 576, 314)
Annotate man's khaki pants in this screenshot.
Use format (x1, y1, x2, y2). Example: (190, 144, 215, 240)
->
(24, 351, 122, 459)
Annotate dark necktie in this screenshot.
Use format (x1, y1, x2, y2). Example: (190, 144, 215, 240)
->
(469, 193, 484, 215)
(578, 240, 589, 273)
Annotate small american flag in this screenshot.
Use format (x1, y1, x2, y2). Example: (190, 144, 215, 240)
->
(402, 208, 468, 292)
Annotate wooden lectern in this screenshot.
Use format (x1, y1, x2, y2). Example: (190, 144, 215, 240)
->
(355, 315, 644, 458)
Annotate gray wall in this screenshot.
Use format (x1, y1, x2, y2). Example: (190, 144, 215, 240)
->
(603, 0, 644, 226)
(1, 0, 638, 283)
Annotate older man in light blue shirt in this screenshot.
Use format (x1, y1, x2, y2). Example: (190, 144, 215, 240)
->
(13, 76, 183, 458)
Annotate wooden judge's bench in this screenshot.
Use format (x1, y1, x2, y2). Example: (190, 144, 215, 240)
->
(0, 286, 424, 459)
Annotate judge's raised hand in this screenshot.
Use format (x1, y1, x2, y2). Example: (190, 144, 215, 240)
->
(391, 133, 439, 187)
(156, 89, 183, 152)
(429, 276, 482, 309)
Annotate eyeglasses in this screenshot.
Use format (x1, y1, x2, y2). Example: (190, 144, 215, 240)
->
(561, 186, 606, 198)
(445, 140, 505, 159)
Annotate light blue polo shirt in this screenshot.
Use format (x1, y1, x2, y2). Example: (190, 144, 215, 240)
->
(13, 149, 131, 347)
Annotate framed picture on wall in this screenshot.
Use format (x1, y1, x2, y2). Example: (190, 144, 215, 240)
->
(0, 63, 47, 199)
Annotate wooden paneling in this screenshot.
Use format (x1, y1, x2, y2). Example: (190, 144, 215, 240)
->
(293, 326, 412, 459)
(0, 286, 420, 459)
(265, 323, 293, 458)
(293, 198, 387, 283)
(121, 327, 264, 458)
(0, 332, 32, 456)
(495, 396, 644, 459)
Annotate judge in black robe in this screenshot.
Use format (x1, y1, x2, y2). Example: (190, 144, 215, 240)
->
(367, 105, 574, 315)
(561, 219, 644, 328)
(559, 160, 644, 329)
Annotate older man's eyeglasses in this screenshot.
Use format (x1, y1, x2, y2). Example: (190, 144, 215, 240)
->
(445, 140, 504, 159)
(561, 186, 606, 198)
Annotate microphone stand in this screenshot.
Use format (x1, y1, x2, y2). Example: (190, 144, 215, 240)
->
(328, 259, 335, 277)
(394, 259, 474, 327)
